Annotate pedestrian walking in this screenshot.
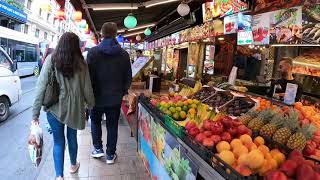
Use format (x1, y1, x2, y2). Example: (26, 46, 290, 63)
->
(32, 32, 95, 180)
(87, 22, 132, 164)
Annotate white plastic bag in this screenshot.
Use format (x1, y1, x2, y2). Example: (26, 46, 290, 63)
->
(28, 122, 43, 167)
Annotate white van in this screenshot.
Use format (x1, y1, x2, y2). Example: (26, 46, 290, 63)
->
(0, 47, 22, 121)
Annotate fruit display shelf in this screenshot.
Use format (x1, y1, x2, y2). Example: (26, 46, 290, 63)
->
(190, 86, 217, 102)
(203, 90, 235, 108)
(219, 97, 256, 117)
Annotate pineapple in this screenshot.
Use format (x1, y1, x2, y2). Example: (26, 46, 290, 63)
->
(272, 109, 299, 145)
(247, 108, 275, 131)
(287, 124, 317, 151)
(238, 109, 259, 125)
(260, 112, 285, 138)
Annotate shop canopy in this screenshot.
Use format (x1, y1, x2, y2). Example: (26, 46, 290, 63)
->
(68, 0, 205, 39)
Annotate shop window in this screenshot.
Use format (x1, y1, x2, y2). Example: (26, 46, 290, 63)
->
(24, 25, 29, 34)
(44, 32, 47, 40)
(35, 29, 40, 38)
(0, 51, 10, 69)
(27, 0, 32, 10)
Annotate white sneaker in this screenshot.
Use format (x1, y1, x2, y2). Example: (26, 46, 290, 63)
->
(106, 153, 117, 165)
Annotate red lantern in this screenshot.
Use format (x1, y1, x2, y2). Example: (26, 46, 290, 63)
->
(73, 11, 82, 22)
(55, 9, 65, 21)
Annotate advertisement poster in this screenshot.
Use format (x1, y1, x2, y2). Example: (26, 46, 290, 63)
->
(203, 45, 215, 75)
(202, 1, 248, 22)
(209, 20, 224, 37)
(137, 104, 198, 180)
(131, 57, 150, 78)
(302, 4, 320, 44)
(253, 0, 305, 14)
(252, 12, 271, 44)
(238, 13, 252, 32)
(218, 0, 249, 17)
(270, 6, 303, 44)
(237, 31, 253, 45)
(224, 14, 238, 34)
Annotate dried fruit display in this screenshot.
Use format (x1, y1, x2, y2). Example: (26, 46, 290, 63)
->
(203, 91, 234, 108)
(190, 87, 216, 101)
(219, 97, 256, 116)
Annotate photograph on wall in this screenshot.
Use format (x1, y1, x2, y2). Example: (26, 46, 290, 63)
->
(224, 14, 238, 34)
(253, 0, 304, 14)
(252, 12, 271, 44)
(218, 0, 249, 17)
(270, 6, 303, 44)
(302, 4, 320, 44)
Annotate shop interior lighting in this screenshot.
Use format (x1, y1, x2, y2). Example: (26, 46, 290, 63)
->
(271, 44, 320, 47)
(145, 0, 181, 8)
(218, 37, 224, 41)
(293, 61, 320, 68)
(90, 3, 139, 11)
(117, 23, 156, 33)
(123, 30, 145, 37)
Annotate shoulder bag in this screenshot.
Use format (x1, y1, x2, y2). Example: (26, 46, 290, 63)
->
(43, 61, 60, 108)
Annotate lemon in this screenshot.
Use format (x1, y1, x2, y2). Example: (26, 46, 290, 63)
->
(169, 107, 176, 113)
(176, 107, 182, 112)
(173, 112, 180, 120)
(177, 101, 184, 107)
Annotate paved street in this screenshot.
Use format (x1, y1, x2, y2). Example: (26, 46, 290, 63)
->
(0, 76, 53, 180)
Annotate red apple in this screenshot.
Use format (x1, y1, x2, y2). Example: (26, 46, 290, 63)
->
(220, 132, 232, 142)
(265, 170, 288, 180)
(195, 133, 206, 143)
(227, 127, 238, 137)
(203, 138, 214, 148)
(189, 127, 200, 137)
(280, 160, 298, 177)
(237, 125, 247, 135)
(210, 135, 221, 144)
(203, 120, 212, 130)
(204, 131, 213, 137)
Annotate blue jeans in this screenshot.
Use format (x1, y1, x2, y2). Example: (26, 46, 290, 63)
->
(47, 112, 78, 177)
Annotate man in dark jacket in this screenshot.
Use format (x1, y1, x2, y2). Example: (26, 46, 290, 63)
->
(87, 22, 132, 164)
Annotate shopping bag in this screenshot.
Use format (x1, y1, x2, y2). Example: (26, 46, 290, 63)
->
(28, 122, 43, 167)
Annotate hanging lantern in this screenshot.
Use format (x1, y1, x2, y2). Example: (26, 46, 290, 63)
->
(80, 19, 87, 29)
(177, 2, 190, 17)
(124, 14, 137, 29)
(144, 28, 152, 36)
(55, 9, 65, 21)
(73, 11, 82, 22)
(136, 35, 141, 41)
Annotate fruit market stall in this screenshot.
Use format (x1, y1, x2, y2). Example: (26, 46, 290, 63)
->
(136, 82, 320, 180)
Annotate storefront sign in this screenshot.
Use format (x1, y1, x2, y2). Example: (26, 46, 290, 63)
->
(252, 12, 271, 45)
(237, 31, 253, 45)
(0, 1, 27, 23)
(224, 14, 238, 34)
(270, 6, 303, 44)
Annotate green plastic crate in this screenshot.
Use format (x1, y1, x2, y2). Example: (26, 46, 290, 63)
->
(164, 115, 185, 138)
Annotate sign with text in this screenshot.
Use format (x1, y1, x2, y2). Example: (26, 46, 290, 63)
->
(132, 57, 150, 78)
(0, 1, 27, 23)
(237, 31, 253, 45)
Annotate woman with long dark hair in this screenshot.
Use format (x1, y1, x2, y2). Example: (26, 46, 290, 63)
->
(32, 32, 95, 180)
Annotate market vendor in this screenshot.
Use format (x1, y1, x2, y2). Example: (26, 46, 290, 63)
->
(268, 57, 303, 102)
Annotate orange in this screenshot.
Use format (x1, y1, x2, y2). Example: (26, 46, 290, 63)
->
(254, 136, 265, 146)
(272, 152, 285, 166)
(246, 143, 258, 151)
(233, 145, 249, 158)
(246, 149, 265, 169)
(240, 134, 252, 144)
(218, 150, 235, 165)
(238, 154, 248, 164)
(216, 141, 231, 153)
(230, 139, 243, 149)
(258, 145, 270, 157)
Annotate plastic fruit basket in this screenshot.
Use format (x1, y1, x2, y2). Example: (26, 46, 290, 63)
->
(163, 115, 186, 138)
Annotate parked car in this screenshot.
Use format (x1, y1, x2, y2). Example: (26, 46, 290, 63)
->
(0, 47, 22, 121)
